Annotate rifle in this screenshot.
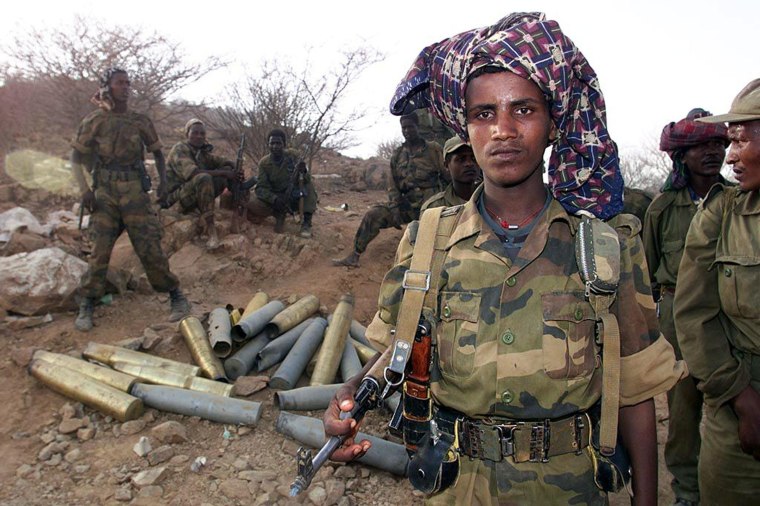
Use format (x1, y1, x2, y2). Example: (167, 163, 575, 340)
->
(231, 134, 247, 232)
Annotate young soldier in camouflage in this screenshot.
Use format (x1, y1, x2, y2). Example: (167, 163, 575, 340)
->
(675, 79, 760, 506)
(246, 129, 317, 238)
(643, 108, 729, 506)
(166, 119, 242, 250)
(70, 68, 190, 331)
(332, 113, 445, 267)
(420, 136, 480, 212)
(324, 13, 684, 505)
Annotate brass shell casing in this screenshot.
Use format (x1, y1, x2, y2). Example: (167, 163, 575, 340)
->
(112, 362, 233, 397)
(240, 291, 270, 320)
(264, 294, 320, 338)
(350, 338, 382, 365)
(310, 294, 354, 386)
(178, 316, 228, 381)
(83, 342, 201, 377)
(33, 350, 138, 393)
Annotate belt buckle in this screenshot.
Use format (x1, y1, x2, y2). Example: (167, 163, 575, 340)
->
(498, 424, 518, 460)
(529, 420, 551, 463)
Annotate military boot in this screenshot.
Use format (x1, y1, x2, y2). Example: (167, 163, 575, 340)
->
(332, 250, 360, 267)
(299, 213, 313, 239)
(168, 288, 191, 322)
(74, 297, 95, 332)
(274, 214, 286, 234)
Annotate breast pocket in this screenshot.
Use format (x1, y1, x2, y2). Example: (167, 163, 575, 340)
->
(437, 291, 481, 379)
(541, 291, 598, 380)
(715, 255, 760, 319)
(661, 239, 685, 277)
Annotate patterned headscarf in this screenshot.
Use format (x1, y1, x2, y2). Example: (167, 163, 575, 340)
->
(390, 12, 623, 219)
(659, 108, 728, 191)
(90, 67, 127, 112)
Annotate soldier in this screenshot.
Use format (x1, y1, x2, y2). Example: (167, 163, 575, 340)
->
(246, 129, 317, 238)
(420, 136, 481, 212)
(165, 119, 243, 250)
(643, 108, 729, 506)
(622, 186, 653, 228)
(324, 12, 684, 505)
(70, 68, 190, 331)
(675, 79, 760, 506)
(332, 113, 445, 267)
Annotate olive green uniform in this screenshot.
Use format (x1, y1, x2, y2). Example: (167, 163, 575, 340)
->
(622, 187, 652, 230)
(72, 109, 178, 298)
(352, 140, 444, 253)
(642, 186, 702, 503)
(368, 186, 685, 504)
(166, 141, 234, 217)
(420, 184, 469, 213)
(248, 148, 317, 217)
(675, 186, 760, 505)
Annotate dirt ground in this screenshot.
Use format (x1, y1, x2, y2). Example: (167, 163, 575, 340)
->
(0, 183, 676, 505)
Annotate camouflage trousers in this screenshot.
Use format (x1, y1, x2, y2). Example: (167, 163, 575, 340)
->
(425, 449, 606, 505)
(245, 188, 318, 220)
(80, 177, 178, 298)
(169, 173, 229, 216)
(352, 202, 418, 254)
(660, 291, 702, 502)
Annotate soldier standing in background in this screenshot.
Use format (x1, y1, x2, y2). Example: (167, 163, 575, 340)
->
(622, 186, 653, 229)
(643, 108, 729, 506)
(246, 128, 317, 238)
(675, 79, 760, 506)
(332, 113, 445, 267)
(420, 136, 480, 212)
(70, 68, 190, 332)
(165, 119, 242, 250)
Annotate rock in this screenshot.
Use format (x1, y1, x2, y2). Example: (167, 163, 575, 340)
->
(0, 207, 46, 236)
(151, 421, 187, 444)
(137, 485, 163, 498)
(77, 426, 96, 442)
(307, 485, 327, 504)
(74, 464, 90, 474)
(238, 426, 252, 437)
(113, 486, 132, 502)
(59, 403, 77, 420)
(115, 337, 144, 350)
(324, 479, 346, 505)
(7, 313, 53, 330)
(190, 456, 207, 473)
(238, 470, 278, 483)
(58, 418, 86, 434)
(233, 375, 269, 396)
(131, 466, 168, 487)
(141, 328, 163, 350)
(334, 466, 356, 479)
(168, 454, 189, 466)
(0, 247, 87, 315)
(44, 453, 62, 467)
(232, 457, 250, 471)
(16, 464, 34, 479)
(253, 492, 274, 506)
(281, 438, 301, 456)
(133, 436, 152, 457)
(120, 419, 146, 436)
(10, 346, 37, 367)
(38, 442, 67, 461)
(64, 448, 82, 463)
(219, 478, 251, 501)
(147, 445, 175, 466)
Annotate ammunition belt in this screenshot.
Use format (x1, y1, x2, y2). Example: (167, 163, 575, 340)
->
(98, 169, 141, 182)
(436, 409, 591, 463)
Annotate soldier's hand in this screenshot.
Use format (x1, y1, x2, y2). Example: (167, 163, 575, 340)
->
(389, 206, 403, 230)
(732, 385, 760, 460)
(323, 383, 371, 462)
(273, 195, 289, 213)
(157, 183, 169, 207)
(81, 189, 96, 213)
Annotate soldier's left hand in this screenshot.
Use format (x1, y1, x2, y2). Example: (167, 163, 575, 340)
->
(157, 184, 168, 207)
(733, 385, 760, 460)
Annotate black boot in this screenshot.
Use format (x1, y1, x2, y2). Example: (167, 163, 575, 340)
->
(299, 213, 313, 239)
(274, 214, 286, 234)
(74, 297, 95, 331)
(169, 288, 191, 322)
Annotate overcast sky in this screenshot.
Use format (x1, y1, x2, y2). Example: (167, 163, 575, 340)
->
(1, 0, 756, 159)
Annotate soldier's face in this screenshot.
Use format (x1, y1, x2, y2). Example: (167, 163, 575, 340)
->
(269, 137, 284, 158)
(109, 72, 131, 104)
(188, 124, 206, 148)
(683, 139, 726, 179)
(400, 119, 420, 142)
(446, 146, 480, 185)
(465, 71, 554, 189)
(726, 120, 760, 191)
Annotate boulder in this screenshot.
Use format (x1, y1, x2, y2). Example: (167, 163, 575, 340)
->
(0, 207, 47, 239)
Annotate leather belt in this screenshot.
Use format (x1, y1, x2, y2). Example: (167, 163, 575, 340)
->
(98, 170, 141, 182)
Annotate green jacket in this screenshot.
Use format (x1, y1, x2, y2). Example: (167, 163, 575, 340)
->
(72, 109, 161, 166)
(254, 148, 313, 205)
(420, 184, 469, 213)
(622, 187, 652, 228)
(166, 141, 232, 191)
(388, 140, 444, 211)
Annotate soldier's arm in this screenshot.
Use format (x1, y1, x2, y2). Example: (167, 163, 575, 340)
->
(71, 149, 91, 195)
(619, 400, 657, 505)
(254, 160, 277, 204)
(153, 150, 168, 202)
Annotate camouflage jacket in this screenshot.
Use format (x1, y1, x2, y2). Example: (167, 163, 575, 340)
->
(675, 186, 760, 408)
(368, 186, 684, 420)
(255, 148, 312, 205)
(389, 140, 444, 210)
(166, 141, 232, 191)
(622, 187, 652, 227)
(71, 109, 162, 166)
(420, 184, 469, 213)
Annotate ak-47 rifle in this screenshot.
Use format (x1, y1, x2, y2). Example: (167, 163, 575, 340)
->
(231, 134, 255, 232)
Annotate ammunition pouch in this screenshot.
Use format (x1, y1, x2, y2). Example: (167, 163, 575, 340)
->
(407, 429, 459, 494)
(98, 160, 150, 192)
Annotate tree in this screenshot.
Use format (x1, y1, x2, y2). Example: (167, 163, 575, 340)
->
(618, 137, 672, 194)
(375, 137, 402, 161)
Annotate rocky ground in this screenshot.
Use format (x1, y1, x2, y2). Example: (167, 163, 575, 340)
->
(0, 159, 676, 505)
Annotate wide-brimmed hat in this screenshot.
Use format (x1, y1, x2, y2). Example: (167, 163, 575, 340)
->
(699, 79, 760, 124)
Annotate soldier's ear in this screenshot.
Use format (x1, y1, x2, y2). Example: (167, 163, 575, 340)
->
(548, 123, 558, 144)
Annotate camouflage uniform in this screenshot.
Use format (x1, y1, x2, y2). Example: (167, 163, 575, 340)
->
(165, 141, 234, 216)
(368, 186, 684, 504)
(420, 183, 469, 213)
(674, 185, 760, 505)
(352, 140, 444, 253)
(72, 109, 178, 298)
(622, 187, 652, 229)
(249, 148, 317, 216)
(642, 186, 702, 503)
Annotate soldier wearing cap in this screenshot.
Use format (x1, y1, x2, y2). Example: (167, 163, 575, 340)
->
(420, 136, 481, 212)
(643, 108, 729, 506)
(70, 68, 190, 332)
(332, 113, 445, 268)
(675, 79, 760, 505)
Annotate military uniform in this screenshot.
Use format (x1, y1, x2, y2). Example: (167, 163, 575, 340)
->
(642, 185, 704, 503)
(249, 148, 317, 216)
(622, 187, 652, 229)
(352, 140, 444, 253)
(72, 109, 178, 298)
(674, 185, 760, 505)
(420, 183, 469, 213)
(165, 141, 234, 216)
(368, 186, 685, 505)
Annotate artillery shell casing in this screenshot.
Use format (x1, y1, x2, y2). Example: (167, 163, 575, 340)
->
(231, 300, 285, 343)
(240, 292, 269, 320)
(228, 305, 243, 325)
(348, 319, 374, 348)
(112, 362, 233, 397)
(340, 339, 363, 382)
(256, 318, 313, 373)
(208, 307, 234, 358)
(269, 318, 327, 390)
(30, 359, 143, 422)
(33, 350, 138, 393)
(274, 383, 342, 411)
(83, 342, 201, 377)
(350, 338, 382, 365)
(275, 411, 408, 476)
(310, 294, 354, 386)
(224, 332, 268, 380)
(178, 316, 228, 381)
(262, 294, 320, 338)
(131, 383, 261, 425)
